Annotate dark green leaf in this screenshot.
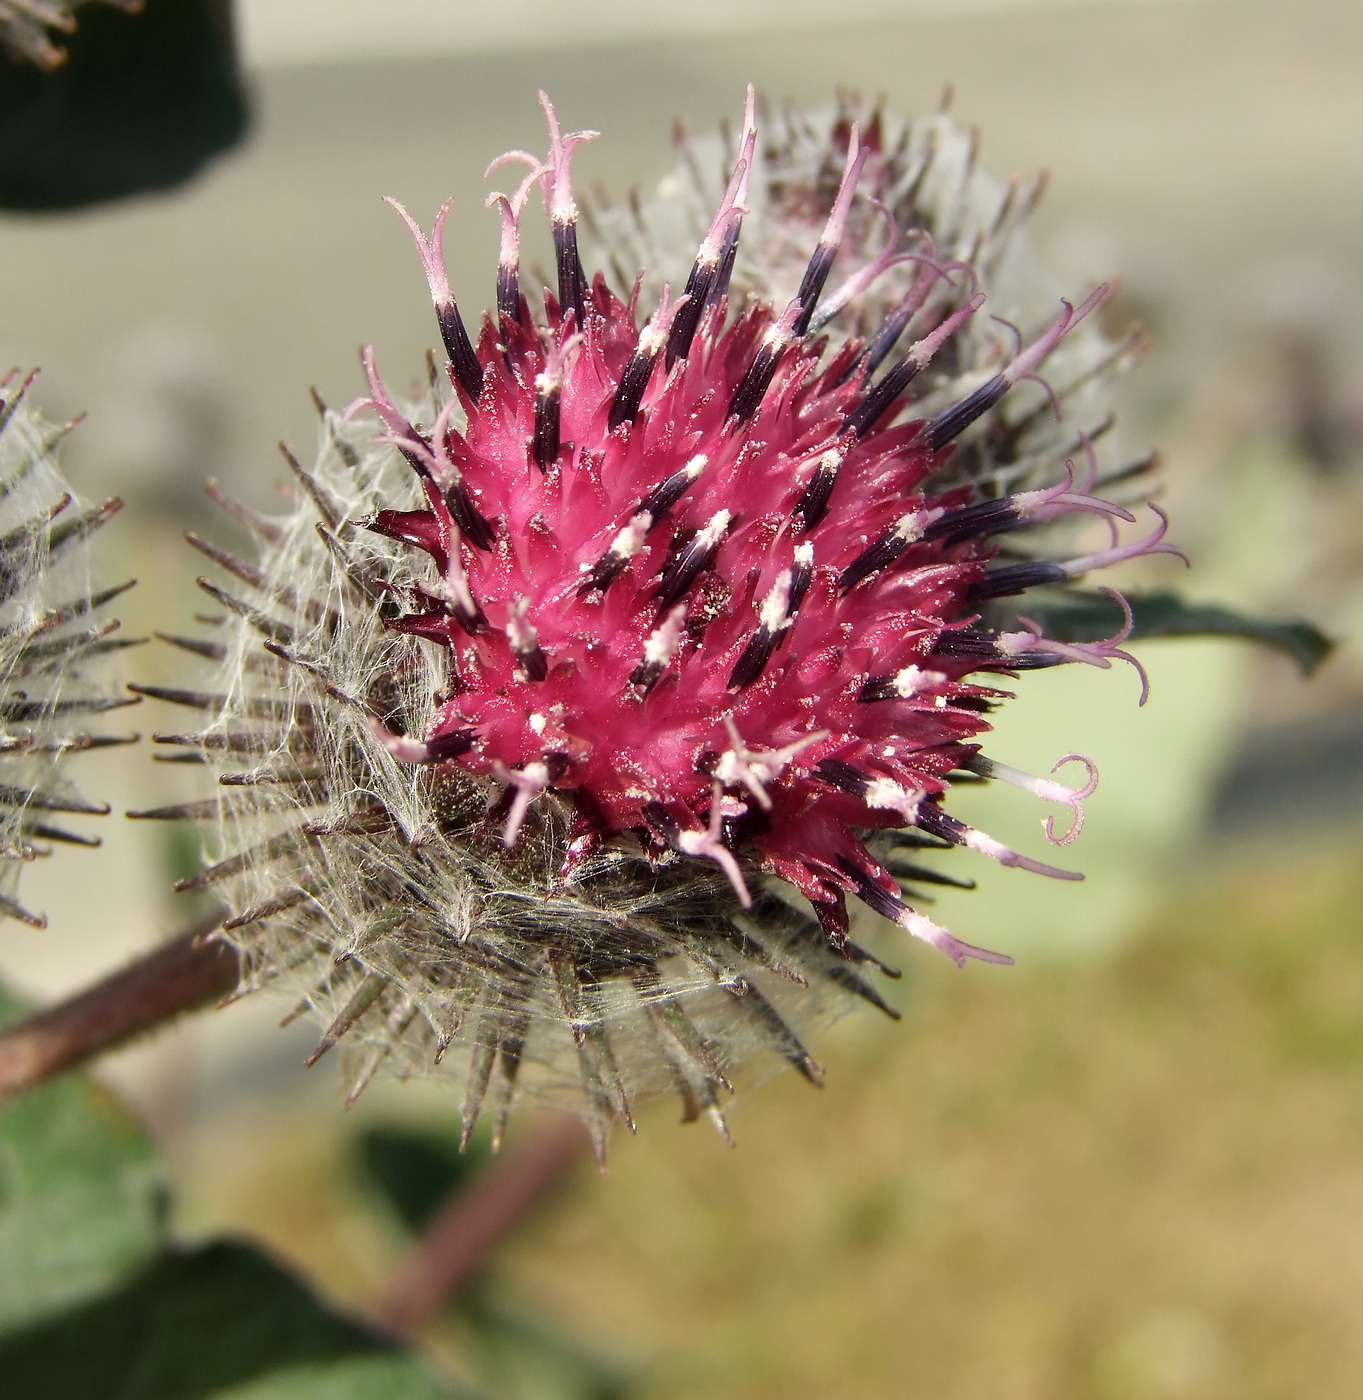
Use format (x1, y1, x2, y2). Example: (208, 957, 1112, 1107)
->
(0, 984, 165, 1336)
(1018, 590, 1335, 675)
(357, 1126, 490, 1235)
(0, 1239, 462, 1399)
(0, 0, 248, 210)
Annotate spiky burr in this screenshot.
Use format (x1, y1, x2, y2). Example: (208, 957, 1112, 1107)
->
(141, 91, 1178, 1153)
(0, 371, 134, 926)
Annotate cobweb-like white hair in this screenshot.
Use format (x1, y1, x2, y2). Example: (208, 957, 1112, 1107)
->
(0, 371, 134, 926)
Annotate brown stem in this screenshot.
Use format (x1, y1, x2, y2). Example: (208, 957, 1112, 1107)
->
(0, 913, 236, 1101)
(381, 1112, 590, 1334)
(1, 918, 589, 1331)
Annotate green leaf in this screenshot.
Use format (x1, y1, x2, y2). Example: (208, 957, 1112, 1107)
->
(0, 0, 247, 210)
(357, 1127, 490, 1235)
(0, 1239, 463, 1400)
(0, 985, 165, 1337)
(1017, 590, 1335, 675)
(0, 992, 467, 1397)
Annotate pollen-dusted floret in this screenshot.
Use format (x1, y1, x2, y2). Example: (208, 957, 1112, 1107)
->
(147, 91, 1176, 1153)
(0, 371, 134, 926)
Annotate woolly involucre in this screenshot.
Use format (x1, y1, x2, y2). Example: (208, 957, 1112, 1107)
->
(0, 372, 130, 926)
(146, 92, 1177, 1153)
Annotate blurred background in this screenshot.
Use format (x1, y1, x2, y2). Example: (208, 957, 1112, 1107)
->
(3, 0, 1363, 1395)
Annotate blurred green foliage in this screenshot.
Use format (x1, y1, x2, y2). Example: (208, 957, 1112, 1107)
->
(0, 1241, 454, 1400)
(0, 988, 462, 1399)
(355, 1125, 631, 1400)
(358, 1126, 489, 1236)
(1018, 590, 1334, 675)
(0, 985, 164, 1334)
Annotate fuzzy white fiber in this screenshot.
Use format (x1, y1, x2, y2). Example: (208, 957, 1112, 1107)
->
(0, 376, 129, 926)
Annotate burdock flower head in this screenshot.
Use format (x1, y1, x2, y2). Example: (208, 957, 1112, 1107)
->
(148, 91, 1176, 1152)
(0, 371, 130, 926)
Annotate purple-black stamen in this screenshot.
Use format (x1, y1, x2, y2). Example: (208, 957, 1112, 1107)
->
(966, 561, 1067, 600)
(727, 339, 786, 424)
(496, 263, 519, 325)
(727, 626, 780, 691)
(921, 497, 1020, 546)
(445, 482, 496, 552)
(577, 512, 650, 597)
(842, 353, 925, 439)
(437, 304, 484, 401)
(861, 301, 918, 377)
(946, 694, 996, 713)
(426, 729, 478, 761)
(638, 456, 705, 519)
(532, 376, 561, 470)
(839, 525, 916, 593)
(930, 628, 1006, 659)
(857, 675, 898, 703)
(922, 373, 1008, 451)
(931, 628, 1063, 670)
(814, 759, 872, 798)
(710, 219, 742, 307)
(793, 446, 845, 529)
(655, 511, 729, 611)
(665, 258, 718, 368)
(641, 801, 678, 839)
(791, 241, 840, 337)
(628, 658, 665, 693)
(608, 343, 659, 431)
(835, 855, 911, 923)
(912, 804, 967, 846)
(728, 550, 812, 689)
(515, 642, 549, 682)
(579, 550, 629, 597)
(553, 218, 586, 329)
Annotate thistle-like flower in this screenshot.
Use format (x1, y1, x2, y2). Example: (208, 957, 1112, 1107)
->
(0, 371, 132, 926)
(146, 92, 1177, 1151)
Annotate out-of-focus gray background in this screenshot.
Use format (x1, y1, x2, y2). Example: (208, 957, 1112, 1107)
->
(4, 2, 1363, 1395)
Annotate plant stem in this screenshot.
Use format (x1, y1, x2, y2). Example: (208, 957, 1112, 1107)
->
(0, 914, 236, 1101)
(382, 1112, 590, 1333)
(0, 917, 589, 1332)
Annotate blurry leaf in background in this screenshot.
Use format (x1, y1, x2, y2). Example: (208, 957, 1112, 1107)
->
(1020, 589, 1335, 676)
(0, 988, 464, 1397)
(0, 1240, 461, 1400)
(357, 1126, 491, 1235)
(0, 983, 165, 1337)
(0, 0, 247, 210)
(357, 1125, 628, 1400)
